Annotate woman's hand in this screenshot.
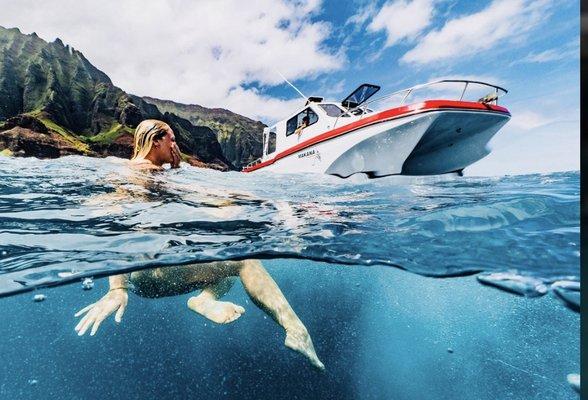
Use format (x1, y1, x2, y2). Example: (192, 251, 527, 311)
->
(74, 288, 128, 336)
(171, 143, 182, 169)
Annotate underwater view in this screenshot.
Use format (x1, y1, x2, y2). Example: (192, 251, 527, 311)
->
(0, 0, 582, 398)
(0, 156, 580, 399)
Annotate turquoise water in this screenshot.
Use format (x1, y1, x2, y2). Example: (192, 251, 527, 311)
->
(0, 156, 580, 399)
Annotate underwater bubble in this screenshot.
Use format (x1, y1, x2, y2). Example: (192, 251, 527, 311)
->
(567, 373, 580, 393)
(477, 272, 548, 297)
(32, 294, 46, 302)
(58, 271, 79, 278)
(81, 277, 94, 290)
(551, 281, 580, 312)
(447, 348, 454, 354)
(28, 379, 38, 386)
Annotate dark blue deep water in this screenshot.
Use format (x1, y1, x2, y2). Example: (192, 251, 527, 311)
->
(0, 156, 580, 399)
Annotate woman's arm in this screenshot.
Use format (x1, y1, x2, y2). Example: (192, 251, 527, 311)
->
(108, 273, 129, 291)
(74, 274, 130, 336)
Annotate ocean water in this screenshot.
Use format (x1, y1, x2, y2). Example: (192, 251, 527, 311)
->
(0, 156, 580, 399)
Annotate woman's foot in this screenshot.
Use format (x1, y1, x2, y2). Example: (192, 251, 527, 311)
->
(187, 296, 245, 324)
(285, 328, 325, 370)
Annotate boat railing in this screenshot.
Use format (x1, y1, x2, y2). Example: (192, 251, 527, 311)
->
(243, 157, 262, 170)
(334, 79, 508, 127)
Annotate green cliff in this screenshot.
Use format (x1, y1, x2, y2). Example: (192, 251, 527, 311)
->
(0, 26, 265, 170)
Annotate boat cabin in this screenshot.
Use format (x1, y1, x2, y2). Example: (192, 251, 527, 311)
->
(260, 84, 380, 162)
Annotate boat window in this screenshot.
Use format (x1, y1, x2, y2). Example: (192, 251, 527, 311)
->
(341, 83, 380, 108)
(286, 108, 319, 136)
(350, 108, 374, 116)
(318, 104, 345, 117)
(267, 131, 277, 154)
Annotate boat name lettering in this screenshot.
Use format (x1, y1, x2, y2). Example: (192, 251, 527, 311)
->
(298, 150, 316, 158)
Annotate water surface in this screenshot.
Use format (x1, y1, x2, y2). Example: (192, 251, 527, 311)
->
(0, 156, 579, 297)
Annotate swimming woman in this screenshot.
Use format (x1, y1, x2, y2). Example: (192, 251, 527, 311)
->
(74, 120, 324, 370)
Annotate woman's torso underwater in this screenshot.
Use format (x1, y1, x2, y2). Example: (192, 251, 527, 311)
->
(129, 261, 244, 298)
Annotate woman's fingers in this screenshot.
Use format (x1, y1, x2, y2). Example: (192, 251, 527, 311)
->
(76, 312, 96, 336)
(76, 305, 103, 336)
(114, 303, 126, 324)
(90, 312, 108, 336)
(74, 303, 95, 317)
(75, 310, 94, 332)
(171, 144, 181, 168)
(75, 294, 127, 336)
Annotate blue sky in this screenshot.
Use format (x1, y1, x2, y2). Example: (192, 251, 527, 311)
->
(284, 0, 581, 175)
(289, 0, 578, 105)
(0, 0, 580, 175)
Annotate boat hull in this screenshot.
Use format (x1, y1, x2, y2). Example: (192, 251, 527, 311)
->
(400, 110, 510, 176)
(247, 108, 510, 178)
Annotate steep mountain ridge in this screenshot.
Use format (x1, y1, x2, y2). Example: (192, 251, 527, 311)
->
(0, 26, 263, 170)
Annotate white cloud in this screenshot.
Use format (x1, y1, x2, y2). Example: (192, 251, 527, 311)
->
(345, 3, 376, 27)
(401, 0, 552, 65)
(367, 0, 435, 47)
(509, 110, 553, 130)
(0, 0, 342, 122)
(222, 87, 304, 124)
(524, 48, 572, 63)
(513, 39, 579, 65)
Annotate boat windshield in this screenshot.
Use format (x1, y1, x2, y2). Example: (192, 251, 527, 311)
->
(341, 84, 380, 108)
(318, 104, 345, 117)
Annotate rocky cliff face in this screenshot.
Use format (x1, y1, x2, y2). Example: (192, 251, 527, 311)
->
(0, 26, 252, 171)
(0, 115, 85, 158)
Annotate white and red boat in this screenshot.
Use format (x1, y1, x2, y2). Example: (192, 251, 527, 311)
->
(243, 80, 511, 178)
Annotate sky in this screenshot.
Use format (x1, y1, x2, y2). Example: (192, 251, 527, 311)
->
(0, 0, 580, 175)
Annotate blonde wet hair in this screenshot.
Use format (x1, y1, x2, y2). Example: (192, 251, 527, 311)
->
(132, 119, 172, 160)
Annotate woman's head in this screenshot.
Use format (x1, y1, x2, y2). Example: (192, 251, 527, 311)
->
(132, 119, 176, 165)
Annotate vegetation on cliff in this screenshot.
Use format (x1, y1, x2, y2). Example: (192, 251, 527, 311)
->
(0, 26, 264, 170)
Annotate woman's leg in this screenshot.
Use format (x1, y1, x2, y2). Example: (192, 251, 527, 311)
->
(134, 261, 324, 369)
(238, 260, 324, 370)
(187, 277, 245, 324)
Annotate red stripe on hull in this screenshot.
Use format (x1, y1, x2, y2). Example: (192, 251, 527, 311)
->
(242, 100, 510, 173)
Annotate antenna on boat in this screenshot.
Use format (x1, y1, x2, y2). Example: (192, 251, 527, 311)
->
(274, 69, 308, 102)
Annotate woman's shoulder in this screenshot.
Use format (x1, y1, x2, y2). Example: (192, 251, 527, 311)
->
(129, 159, 163, 171)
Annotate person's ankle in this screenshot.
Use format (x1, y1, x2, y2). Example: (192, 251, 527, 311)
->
(286, 325, 308, 337)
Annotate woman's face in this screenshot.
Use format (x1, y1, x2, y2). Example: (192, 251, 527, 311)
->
(152, 129, 176, 163)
